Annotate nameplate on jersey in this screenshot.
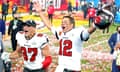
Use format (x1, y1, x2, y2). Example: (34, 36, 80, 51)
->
(63, 34, 74, 39)
(63, 37, 68, 39)
(24, 44, 31, 47)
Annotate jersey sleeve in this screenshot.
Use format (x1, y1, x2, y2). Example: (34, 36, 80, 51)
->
(16, 31, 24, 44)
(40, 35, 49, 49)
(16, 31, 20, 40)
(78, 27, 90, 41)
(51, 26, 61, 40)
(80, 29, 90, 41)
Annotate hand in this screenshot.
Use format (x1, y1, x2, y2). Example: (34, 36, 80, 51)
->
(88, 22, 96, 34)
(33, 0, 42, 13)
(91, 22, 97, 29)
(9, 51, 19, 59)
(114, 42, 120, 51)
(1, 52, 11, 62)
(2, 35, 6, 41)
(114, 47, 120, 51)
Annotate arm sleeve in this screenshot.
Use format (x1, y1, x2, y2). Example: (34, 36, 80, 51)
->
(42, 56, 52, 69)
(16, 32, 19, 40)
(40, 36, 49, 48)
(51, 27, 59, 40)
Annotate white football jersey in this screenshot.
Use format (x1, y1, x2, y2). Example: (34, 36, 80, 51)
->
(51, 27, 90, 71)
(16, 31, 48, 70)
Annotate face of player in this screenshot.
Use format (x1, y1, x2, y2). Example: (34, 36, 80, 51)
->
(23, 25, 36, 38)
(61, 17, 73, 33)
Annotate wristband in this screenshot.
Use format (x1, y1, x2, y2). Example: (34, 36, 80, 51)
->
(42, 56, 52, 69)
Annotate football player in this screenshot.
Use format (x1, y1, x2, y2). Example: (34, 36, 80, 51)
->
(33, 1, 96, 72)
(9, 20, 52, 72)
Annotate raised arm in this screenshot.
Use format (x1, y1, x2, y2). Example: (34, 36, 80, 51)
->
(87, 23, 96, 34)
(33, 1, 52, 30)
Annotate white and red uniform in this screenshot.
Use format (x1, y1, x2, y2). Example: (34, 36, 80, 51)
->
(87, 7, 96, 18)
(16, 31, 48, 70)
(47, 5, 54, 15)
(51, 27, 90, 71)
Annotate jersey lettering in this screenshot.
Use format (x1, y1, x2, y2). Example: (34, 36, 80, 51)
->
(59, 39, 72, 56)
(21, 47, 38, 62)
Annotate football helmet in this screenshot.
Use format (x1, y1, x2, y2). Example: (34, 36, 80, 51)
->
(94, 4, 114, 29)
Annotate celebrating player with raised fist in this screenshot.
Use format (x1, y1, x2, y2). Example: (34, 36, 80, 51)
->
(33, 1, 96, 72)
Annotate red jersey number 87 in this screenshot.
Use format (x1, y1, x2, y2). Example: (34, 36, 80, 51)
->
(21, 47, 38, 62)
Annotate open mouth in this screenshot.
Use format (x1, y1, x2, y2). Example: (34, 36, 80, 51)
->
(62, 26, 65, 30)
(24, 30, 28, 33)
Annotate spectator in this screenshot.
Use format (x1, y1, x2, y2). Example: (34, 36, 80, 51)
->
(68, 2, 72, 16)
(113, 42, 120, 72)
(47, 1, 54, 23)
(0, 13, 11, 72)
(29, 2, 33, 15)
(76, 0, 79, 11)
(12, 3, 18, 18)
(8, 14, 24, 51)
(81, 1, 88, 19)
(1, 1, 9, 21)
(112, 2, 117, 18)
(108, 26, 120, 72)
(0, 15, 6, 72)
(87, 2, 96, 27)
